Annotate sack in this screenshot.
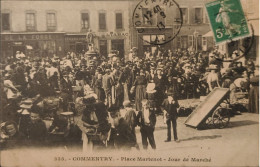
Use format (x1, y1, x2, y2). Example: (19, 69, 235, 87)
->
(130, 86, 136, 94)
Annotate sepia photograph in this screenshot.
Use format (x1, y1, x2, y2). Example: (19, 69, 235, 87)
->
(0, 0, 259, 166)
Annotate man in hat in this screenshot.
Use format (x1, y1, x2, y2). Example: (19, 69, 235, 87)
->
(137, 99, 156, 150)
(102, 68, 114, 107)
(161, 88, 180, 142)
(60, 71, 73, 111)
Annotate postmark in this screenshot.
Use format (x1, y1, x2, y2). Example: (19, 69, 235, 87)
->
(132, 0, 183, 45)
(205, 0, 251, 45)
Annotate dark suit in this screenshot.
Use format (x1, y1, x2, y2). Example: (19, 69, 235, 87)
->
(137, 107, 156, 149)
(60, 78, 73, 111)
(161, 98, 179, 141)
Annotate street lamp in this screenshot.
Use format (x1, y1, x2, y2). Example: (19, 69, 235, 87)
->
(193, 30, 199, 53)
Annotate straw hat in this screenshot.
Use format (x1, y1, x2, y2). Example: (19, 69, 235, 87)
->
(146, 83, 156, 94)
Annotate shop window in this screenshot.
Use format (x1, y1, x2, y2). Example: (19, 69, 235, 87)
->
(181, 36, 188, 49)
(194, 8, 203, 24)
(99, 40, 107, 56)
(81, 13, 89, 31)
(116, 13, 123, 29)
(38, 41, 56, 57)
(26, 12, 36, 31)
(188, 35, 194, 48)
(99, 12, 106, 30)
(1, 13, 10, 31)
(46, 12, 56, 31)
(143, 35, 151, 45)
(197, 35, 202, 50)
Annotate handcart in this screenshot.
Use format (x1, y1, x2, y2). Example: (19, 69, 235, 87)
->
(185, 88, 231, 129)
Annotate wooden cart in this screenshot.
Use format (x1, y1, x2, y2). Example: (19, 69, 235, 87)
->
(185, 88, 231, 129)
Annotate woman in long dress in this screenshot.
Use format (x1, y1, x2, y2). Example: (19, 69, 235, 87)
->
(133, 69, 147, 111)
(248, 69, 259, 113)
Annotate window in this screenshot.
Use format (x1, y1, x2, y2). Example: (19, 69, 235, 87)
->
(195, 8, 203, 24)
(143, 35, 151, 45)
(157, 7, 165, 26)
(46, 12, 56, 31)
(181, 36, 188, 49)
(116, 13, 123, 29)
(181, 8, 188, 24)
(188, 35, 194, 48)
(142, 8, 155, 25)
(99, 12, 106, 30)
(1, 13, 10, 31)
(175, 8, 188, 24)
(26, 12, 36, 31)
(81, 13, 89, 30)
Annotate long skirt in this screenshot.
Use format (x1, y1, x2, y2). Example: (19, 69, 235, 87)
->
(135, 85, 146, 111)
(95, 87, 105, 102)
(248, 86, 259, 113)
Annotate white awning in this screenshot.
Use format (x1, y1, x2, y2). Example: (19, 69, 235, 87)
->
(203, 31, 213, 37)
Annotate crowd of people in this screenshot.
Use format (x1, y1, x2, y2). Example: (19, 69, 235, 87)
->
(0, 46, 259, 150)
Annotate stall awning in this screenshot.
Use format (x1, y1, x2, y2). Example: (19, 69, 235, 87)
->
(203, 31, 213, 37)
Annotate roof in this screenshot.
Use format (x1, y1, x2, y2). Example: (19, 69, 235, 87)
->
(203, 31, 213, 37)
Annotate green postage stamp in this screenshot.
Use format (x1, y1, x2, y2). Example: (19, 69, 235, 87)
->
(205, 0, 251, 44)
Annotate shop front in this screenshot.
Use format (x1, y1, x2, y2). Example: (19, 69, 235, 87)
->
(136, 28, 173, 57)
(64, 34, 88, 54)
(97, 31, 129, 58)
(1, 32, 65, 60)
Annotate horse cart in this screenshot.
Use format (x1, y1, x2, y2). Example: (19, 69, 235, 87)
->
(185, 88, 231, 129)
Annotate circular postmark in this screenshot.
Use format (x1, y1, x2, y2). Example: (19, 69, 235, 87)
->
(132, 0, 183, 45)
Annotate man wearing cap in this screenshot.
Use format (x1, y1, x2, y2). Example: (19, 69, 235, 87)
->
(161, 88, 180, 142)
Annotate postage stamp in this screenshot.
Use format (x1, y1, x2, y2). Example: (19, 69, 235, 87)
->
(132, 0, 182, 45)
(205, 0, 251, 45)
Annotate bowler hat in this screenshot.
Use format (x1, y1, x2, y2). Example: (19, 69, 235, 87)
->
(167, 88, 175, 96)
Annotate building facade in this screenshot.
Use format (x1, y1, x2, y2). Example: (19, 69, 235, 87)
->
(1, 0, 258, 62)
(129, 0, 211, 57)
(1, 0, 131, 59)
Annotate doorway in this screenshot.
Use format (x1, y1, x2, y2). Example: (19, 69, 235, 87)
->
(12, 45, 25, 59)
(111, 39, 124, 57)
